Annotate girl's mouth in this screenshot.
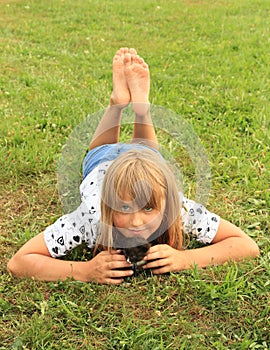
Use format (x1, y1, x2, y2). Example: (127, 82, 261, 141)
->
(128, 229, 145, 235)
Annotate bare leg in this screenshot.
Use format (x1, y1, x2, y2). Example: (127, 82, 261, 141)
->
(89, 48, 135, 150)
(124, 53, 158, 149)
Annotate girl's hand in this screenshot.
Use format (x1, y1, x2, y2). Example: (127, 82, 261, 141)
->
(143, 245, 184, 274)
(87, 250, 134, 284)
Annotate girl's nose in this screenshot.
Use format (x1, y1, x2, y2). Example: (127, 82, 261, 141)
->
(130, 211, 144, 227)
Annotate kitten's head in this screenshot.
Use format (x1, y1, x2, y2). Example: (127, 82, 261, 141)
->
(120, 236, 151, 264)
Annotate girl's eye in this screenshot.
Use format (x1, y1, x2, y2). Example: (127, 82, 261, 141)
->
(144, 206, 153, 212)
(121, 204, 131, 212)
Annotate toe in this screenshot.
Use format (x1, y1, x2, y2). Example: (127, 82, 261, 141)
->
(133, 55, 144, 65)
(142, 62, 148, 69)
(122, 47, 129, 54)
(124, 52, 132, 65)
(129, 48, 137, 55)
(113, 54, 121, 61)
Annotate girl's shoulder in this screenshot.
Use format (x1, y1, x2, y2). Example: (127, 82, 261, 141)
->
(180, 194, 220, 244)
(80, 160, 113, 198)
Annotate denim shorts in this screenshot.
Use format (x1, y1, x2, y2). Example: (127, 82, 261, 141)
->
(82, 143, 161, 179)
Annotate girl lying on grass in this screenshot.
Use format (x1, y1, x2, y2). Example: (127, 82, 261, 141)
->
(7, 48, 259, 284)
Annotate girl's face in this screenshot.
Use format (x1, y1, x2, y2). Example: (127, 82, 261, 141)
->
(112, 199, 165, 240)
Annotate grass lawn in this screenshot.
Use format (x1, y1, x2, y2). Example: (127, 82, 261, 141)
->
(0, 0, 269, 348)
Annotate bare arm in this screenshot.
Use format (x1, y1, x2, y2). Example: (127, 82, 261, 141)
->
(7, 232, 133, 284)
(143, 219, 260, 273)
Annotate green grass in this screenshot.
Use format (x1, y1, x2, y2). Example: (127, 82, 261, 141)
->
(0, 0, 269, 348)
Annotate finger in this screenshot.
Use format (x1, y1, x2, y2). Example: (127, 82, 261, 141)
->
(151, 266, 170, 275)
(110, 268, 134, 279)
(147, 245, 165, 253)
(143, 258, 168, 270)
(110, 249, 122, 254)
(99, 251, 125, 261)
(105, 277, 125, 285)
(110, 254, 130, 262)
(145, 251, 167, 262)
(145, 246, 166, 258)
(108, 260, 132, 270)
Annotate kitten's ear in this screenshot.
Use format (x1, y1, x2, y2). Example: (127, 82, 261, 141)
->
(121, 249, 129, 260)
(142, 245, 149, 253)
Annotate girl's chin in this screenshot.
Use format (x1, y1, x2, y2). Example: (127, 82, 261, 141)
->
(119, 230, 151, 239)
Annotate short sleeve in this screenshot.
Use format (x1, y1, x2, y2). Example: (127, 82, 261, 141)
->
(43, 161, 111, 258)
(181, 195, 220, 244)
(44, 201, 98, 258)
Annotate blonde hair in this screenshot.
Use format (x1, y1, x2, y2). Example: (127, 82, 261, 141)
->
(96, 149, 183, 251)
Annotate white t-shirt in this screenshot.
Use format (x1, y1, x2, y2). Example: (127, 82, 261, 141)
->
(44, 161, 220, 258)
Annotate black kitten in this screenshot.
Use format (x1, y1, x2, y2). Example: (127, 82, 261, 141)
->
(121, 236, 151, 264)
(114, 235, 152, 276)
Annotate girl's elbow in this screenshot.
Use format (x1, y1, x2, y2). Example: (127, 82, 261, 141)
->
(240, 231, 260, 259)
(244, 237, 260, 259)
(7, 258, 15, 275)
(7, 256, 23, 277)
(250, 242, 260, 258)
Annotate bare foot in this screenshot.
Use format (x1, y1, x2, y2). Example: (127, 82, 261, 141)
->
(124, 52, 150, 115)
(110, 48, 136, 107)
